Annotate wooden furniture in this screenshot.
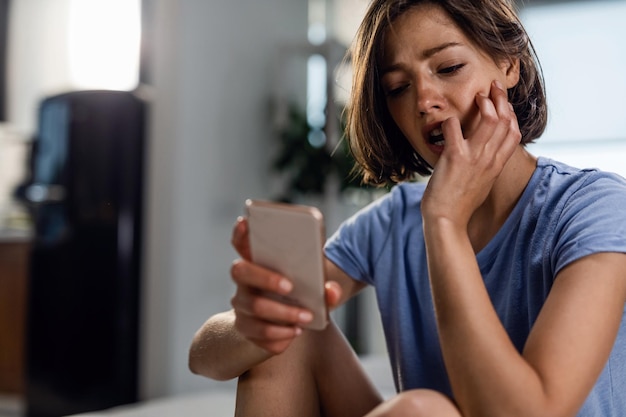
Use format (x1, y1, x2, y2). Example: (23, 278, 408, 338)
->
(0, 236, 31, 394)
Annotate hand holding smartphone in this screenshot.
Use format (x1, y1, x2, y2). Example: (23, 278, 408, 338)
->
(245, 199, 328, 330)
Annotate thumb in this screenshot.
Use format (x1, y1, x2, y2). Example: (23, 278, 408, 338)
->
(231, 216, 252, 260)
(324, 281, 343, 309)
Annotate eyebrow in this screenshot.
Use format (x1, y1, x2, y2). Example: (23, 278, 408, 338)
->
(381, 42, 463, 75)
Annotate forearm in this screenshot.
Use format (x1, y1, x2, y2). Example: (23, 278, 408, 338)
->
(423, 218, 548, 417)
(188, 310, 272, 381)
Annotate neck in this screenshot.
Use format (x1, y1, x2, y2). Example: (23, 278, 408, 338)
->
(468, 146, 537, 253)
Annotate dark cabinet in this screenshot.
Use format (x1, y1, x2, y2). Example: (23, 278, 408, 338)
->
(23, 90, 145, 417)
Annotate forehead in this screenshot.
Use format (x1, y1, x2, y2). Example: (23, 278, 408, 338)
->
(381, 4, 475, 62)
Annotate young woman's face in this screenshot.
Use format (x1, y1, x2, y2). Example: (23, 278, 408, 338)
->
(380, 4, 519, 168)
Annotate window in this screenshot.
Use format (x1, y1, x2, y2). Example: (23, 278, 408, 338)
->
(68, 0, 141, 91)
(522, 1, 626, 177)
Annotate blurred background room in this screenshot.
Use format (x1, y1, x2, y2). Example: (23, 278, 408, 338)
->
(0, 0, 624, 416)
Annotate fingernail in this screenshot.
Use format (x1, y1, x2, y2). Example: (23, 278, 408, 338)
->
(233, 217, 245, 235)
(279, 279, 293, 293)
(298, 311, 313, 323)
(494, 80, 504, 90)
(234, 216, 244, 229)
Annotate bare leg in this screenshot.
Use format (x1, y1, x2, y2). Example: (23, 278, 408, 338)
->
(365, 389, 463, 417)
(234, 321, 383, 417)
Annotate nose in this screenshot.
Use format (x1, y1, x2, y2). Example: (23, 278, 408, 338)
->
(415, 75, 443, 115)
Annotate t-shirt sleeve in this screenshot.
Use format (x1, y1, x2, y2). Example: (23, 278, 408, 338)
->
(324, 191, 396, 285)
(553, 172, 626, 275)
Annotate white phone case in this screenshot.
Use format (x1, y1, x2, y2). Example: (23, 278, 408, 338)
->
(245, 199, 328, 330)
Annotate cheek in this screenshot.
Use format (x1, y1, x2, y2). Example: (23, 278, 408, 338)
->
(453, 84, 488, 134)
(460, 107, 482, 138)
(386, 100, 413, 134)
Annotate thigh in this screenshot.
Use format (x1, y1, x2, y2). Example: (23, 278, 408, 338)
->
(365, 389, 462, 417)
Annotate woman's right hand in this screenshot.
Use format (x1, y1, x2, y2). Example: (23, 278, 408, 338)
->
(229, 216, 341, 355)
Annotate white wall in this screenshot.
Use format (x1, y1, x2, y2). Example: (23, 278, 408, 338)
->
(141, 0, 309, 398)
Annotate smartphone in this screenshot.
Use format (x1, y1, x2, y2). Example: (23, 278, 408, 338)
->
(245, 199, 328, 330)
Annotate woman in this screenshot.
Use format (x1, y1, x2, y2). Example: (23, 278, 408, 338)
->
(189, 1, 626, 416)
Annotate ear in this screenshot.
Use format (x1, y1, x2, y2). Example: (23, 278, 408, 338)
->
(500, 58, 520, 89)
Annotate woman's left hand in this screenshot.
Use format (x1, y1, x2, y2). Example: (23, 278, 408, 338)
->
(421, 80, 521, 227)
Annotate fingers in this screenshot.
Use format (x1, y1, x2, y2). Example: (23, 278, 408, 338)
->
(231, 216, 252, 260)
(229, 217, 343, 355)
(445, 80, 520, 170)
(230, 281, 312, 326)
(487, 80, 522, 166)
(490, 80, 515, 116)
(441, 116, 463, 147)
(426, 81, 522, 223)
(324, 281, 343, 309)
(231, 258, 293, 295)
(441, 81, 518, 153)
(489, 80, 519, 140)
(475, 80, 520, 147)
(230, 258, 314, 354)
(234, 315, 300, 354)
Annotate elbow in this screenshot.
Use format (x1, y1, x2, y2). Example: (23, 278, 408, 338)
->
(188, 353, 227, 381)
(187, 352, 204, 376)
(187, 310, 251, 381)
(187, 347, 208, 378)
(188, 346, 239, 381)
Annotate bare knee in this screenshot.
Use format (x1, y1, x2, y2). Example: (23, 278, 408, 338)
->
(366, 389, 462, 417)
(236, 321, 368, 417)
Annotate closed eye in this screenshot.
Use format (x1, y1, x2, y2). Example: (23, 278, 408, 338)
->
(438, 63, 465, 75)
(385, 84, 409, 98)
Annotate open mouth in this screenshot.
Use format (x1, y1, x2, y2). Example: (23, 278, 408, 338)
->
(428, 126, 445, 146)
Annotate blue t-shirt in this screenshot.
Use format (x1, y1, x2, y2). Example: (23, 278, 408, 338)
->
(325, 157, 626, 416)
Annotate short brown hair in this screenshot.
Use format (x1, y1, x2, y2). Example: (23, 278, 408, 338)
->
(346, 0, 547, 185)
